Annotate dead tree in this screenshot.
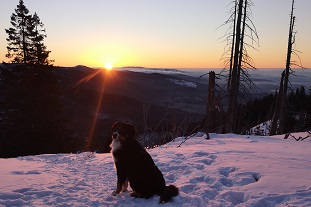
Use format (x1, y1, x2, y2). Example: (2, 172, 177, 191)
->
(201, 71, 224, 133)
(220, 0, 259, 133)
(201, 71, 216, 132)
(270, 71, 285, 135)
(270, 0, 300, 135)
(227, 0, 238, 92)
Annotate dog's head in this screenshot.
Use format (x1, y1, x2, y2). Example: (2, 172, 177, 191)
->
(111, 121, 135, 144)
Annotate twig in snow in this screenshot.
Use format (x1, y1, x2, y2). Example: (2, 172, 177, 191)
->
(284, 132, 311, 141)
(177, 133, 197, 148)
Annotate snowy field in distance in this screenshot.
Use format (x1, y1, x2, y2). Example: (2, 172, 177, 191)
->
(114, 67, 311, 94)
(1, 133, 311, 207)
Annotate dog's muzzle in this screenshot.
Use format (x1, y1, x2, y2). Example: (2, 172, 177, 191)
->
(112, 131, 119, 140)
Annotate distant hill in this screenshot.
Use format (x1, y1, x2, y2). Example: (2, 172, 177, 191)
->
(2, 64, 309, 157)
(0, 64, 207, 157)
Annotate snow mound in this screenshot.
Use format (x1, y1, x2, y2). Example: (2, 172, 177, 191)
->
(1, 133, 311, 206)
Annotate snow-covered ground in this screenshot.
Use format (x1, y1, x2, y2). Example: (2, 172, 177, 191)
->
(1, 133, 311, 207)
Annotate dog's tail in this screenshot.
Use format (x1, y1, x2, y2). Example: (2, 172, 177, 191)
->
(159, 185, 179, 203)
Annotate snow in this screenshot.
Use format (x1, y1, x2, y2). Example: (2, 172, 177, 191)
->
(115, 67, 186, 75)
(248, 120, 271, 136)
(168, 79, 197, 88)
(1, 133, 311, 207)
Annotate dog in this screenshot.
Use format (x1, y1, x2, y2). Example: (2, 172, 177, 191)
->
(110, 121, 179, 203)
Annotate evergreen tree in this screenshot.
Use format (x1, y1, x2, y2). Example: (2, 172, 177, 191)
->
(28, 13, 52, 65)
(5, 0, 52, 65)
(5, 0, 32, 64)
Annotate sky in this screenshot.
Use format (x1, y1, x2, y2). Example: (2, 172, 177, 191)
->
(1, 0, 311, 69)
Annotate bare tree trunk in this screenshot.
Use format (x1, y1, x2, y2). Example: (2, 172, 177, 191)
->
(237, 0, 248, 80)
(202, 71, 216, 132)
(227, 0, 244, 133)
(22, 18, 27, 64)
(207, 71, 216, 131)
(270, 71, 285, 135)
(202, 71, 225, 133)
(221, 0, 258, 133)
(234, 0, 248, 131)
(207, 71, 216, 109)
(279, 0, 295, 134)
(271, 0, 295, 134)
(228, 0, 238, 92)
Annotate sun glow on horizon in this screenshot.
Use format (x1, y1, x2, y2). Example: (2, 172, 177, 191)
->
(105, 62, 113, 70)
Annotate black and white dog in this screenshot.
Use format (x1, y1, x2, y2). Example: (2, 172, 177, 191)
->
(110, 121, 179, 203)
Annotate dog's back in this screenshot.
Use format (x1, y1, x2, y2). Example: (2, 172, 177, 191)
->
(119, 139, 165, 198)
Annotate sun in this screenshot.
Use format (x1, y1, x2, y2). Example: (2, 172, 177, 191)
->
(105, 62, 113, 70)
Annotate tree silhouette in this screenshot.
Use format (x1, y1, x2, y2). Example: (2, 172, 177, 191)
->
(0, 65, 80, 158)
(270, 0, 303, 135)
(28, 13, 52, 65)
(5, 0, 52, 65)
(5, 0, 32, 63)
(201, 71, 224, 133)
(220, 0, 259, 133)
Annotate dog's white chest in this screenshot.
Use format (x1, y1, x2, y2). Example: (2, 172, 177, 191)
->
(110, 139, 122, 153)
(110, 139, 122, 163)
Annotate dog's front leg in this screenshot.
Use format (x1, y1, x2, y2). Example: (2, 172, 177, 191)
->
(122, 178, 128, 192)
(111, 163, 127, 196)
(111, 181, 123, 196)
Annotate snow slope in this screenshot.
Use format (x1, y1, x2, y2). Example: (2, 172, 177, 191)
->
(1, 133, 311, 207)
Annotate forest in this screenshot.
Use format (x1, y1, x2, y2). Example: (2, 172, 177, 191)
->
(1, 64, 310, 158)
(0, 0, 310, 158)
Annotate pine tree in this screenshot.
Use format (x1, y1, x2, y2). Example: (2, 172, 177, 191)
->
(28, 13, 52, 65)
(5, 0, 52, 65)
(5, 0, 32, 64)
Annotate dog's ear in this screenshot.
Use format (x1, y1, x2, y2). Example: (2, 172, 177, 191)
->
(125, 123, 135, 138)
(111, 121, 121, 131)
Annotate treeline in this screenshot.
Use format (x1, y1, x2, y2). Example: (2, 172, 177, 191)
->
(0, 64, 179, 158)
(0, 65, 82, 158)
(243, 86, 311, 134)
(0, 64, 128, 158)
(1, 64, 310, 158)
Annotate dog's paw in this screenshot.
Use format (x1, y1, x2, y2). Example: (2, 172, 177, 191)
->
(122, 180, 128, 192)
(111, 191, 118, 196)
(121, 185, 128, 192)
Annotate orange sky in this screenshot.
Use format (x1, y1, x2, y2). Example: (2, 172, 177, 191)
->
(1, 0, 311, 69)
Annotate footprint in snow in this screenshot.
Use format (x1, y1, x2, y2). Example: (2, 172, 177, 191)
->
(12, 188, 32, 193)
(197, 158, 215, 166)
(194, 164, 205, 170)
(221, 191, 245, 205)
(233, 172, 261, 186)
(193, 152, 210, 157)
(180, 184, 196, 193)
(219, 177, 234, 187)
(218, 167, 237, 177)
(189, 176, 205, 183)
(10, 170, 41, 175)
(193, 152, 217, 160)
